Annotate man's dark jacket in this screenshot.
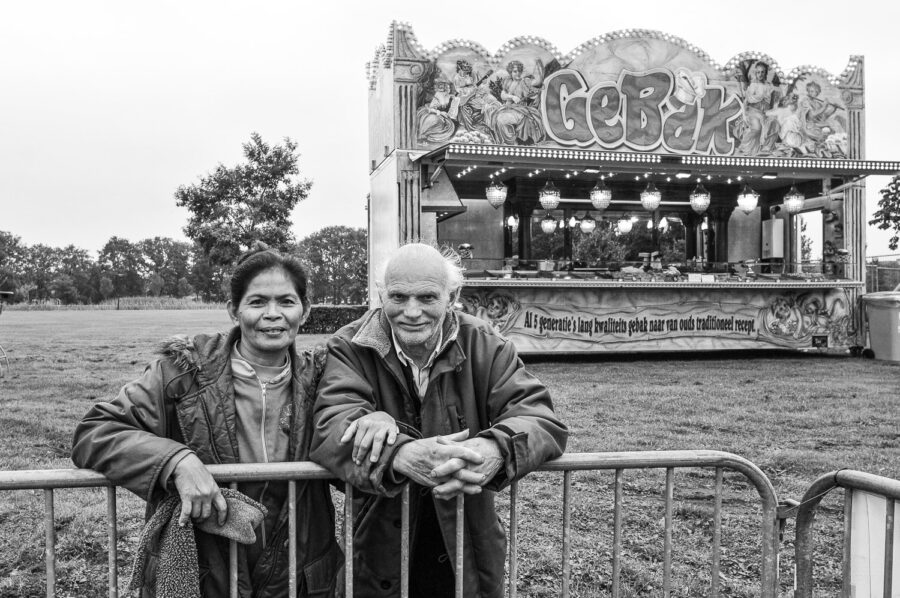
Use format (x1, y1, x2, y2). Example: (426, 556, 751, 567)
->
(310, 309, 568, 598)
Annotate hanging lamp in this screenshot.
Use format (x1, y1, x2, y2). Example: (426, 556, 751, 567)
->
(689, 182, 711, 214)
(485, 181, 507, 208)
(640, 181, 661, 211)
(783, 185, 806, 214)
(589, 179, 612, 211)
(539, 180, 560, 210)
(736, 183, 759, 214)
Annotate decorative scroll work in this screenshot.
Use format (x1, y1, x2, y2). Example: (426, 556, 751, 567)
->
(394, 25, 859, 159)
(459, 286, 855, 353)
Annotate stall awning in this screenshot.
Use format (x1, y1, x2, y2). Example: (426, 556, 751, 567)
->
(423, 143, 900, 178)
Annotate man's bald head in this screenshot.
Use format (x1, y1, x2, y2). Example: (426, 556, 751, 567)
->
(381, 244, 463, 295)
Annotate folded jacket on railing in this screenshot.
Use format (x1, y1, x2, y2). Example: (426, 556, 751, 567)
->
(128, 488, 267, 598)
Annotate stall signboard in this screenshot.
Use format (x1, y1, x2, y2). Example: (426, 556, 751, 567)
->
(414, 34, 852, 159)
(459, 285, 855, 353)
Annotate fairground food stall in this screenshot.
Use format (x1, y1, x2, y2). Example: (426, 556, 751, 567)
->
(366, 22, 900, 354)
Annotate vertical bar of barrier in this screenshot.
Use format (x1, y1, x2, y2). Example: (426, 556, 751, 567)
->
(884, 497, 895, 598)
(106, 487, 118, 598)
(44, 488, 55, 598)
(561, 470, 572, 598)
(663, 468, 673, 598)
(509, 481, 518, 598)
(612, 469, 623, 598)
(401, 485, 410, 598)
(229, 482, 238, 598)
(842, 488, 852, 598)
(288, 481, 297, 597)
(455, 495, 464, 598)
(344, 483, 354, 597)
(711, 468, 723, 597)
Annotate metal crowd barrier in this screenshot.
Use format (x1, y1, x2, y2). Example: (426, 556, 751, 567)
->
(0, 450, 781, 598)
(793, 469, 900, 598)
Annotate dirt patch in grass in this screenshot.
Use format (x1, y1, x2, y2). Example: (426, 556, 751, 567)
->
(1, 311, 898, 596)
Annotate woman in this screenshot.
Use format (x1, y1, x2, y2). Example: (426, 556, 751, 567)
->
(72, 245, 395, 597)
(415, 74, 458, 143)
(487, 60, 546, 145)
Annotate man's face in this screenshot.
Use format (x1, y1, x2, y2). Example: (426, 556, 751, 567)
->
(381, 253, 453, 355)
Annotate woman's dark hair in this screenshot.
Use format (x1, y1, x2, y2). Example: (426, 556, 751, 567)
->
(230, 242, 311, 322)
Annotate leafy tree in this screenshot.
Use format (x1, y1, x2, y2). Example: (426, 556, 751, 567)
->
(0, 231, 27, 297)
(22, 243, 60, 301)
(99, 276, 114, 300)
(148, 272, 165, 297)
(870, 175, 900, 251)
(176, 276, 194, 299)
(800, 219, 813, 262)
(176, 133, 312, 283)
(139, 237, 192, 296)
(296, 226, 367, 304)
(97, 237, 145, 297)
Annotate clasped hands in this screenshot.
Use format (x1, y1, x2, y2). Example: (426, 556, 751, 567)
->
(393, 430, 503, 500)
(341, 412, 503, 499)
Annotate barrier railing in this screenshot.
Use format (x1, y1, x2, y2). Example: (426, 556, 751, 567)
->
(793, 469, 900, 598)
(0, 450, 781, 598)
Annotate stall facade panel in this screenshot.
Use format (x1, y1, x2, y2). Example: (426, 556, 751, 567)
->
(460, 281, 861, 353)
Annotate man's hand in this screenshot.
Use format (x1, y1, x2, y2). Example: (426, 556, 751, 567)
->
(393, 430, 487, 499)
(435, 436, 504, 485)
(172, 453, 227, 527)
(340, 411, 400, 465)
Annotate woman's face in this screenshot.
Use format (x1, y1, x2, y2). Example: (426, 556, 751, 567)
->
(754, 63, 767, 82)
(227, 267, 304, 366)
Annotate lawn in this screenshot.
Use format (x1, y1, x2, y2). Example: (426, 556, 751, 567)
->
(0, 309, 898, 597)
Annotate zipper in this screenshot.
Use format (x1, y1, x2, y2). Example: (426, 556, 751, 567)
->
(259, 380, 269, 463)
(199, 401, 222, 463)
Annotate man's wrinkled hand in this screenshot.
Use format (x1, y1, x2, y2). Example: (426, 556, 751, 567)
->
(172, 453, 227, 527)
(393, 430, 485, 498)
(340, 411, 400, 465)
(435, 436, 504, 487)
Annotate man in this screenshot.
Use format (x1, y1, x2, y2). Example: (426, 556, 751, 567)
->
(310, 243, 567, 598)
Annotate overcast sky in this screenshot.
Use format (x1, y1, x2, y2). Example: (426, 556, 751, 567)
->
(2, 0, 898, 256)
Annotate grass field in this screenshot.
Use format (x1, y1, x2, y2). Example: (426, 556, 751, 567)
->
(1, 310, 898, 597)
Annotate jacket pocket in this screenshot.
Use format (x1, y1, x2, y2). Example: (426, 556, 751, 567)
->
(302, 540, 344, 597)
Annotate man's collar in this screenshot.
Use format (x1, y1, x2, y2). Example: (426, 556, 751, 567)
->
(391, 326, 443, 370)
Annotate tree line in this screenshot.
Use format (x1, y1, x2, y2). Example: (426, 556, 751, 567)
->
(0, 134, 367, 305)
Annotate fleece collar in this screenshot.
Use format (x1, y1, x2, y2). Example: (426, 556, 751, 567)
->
(350, 309, 464, 370)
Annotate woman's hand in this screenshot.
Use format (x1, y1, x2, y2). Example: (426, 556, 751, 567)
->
(172, 453, 227, 527)
(340, 412, 400, 465)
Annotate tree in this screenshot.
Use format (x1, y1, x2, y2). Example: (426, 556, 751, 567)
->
(97, 237, 145, 297)
(800, 219, 813, 262)
(870, 175, 900, 251)
(139, 237, 192, 296)
(176, 133, 312, 281)
(176, 276, 194, 299)
(296, 227, 367, 304)
(0, 231, 27, 298)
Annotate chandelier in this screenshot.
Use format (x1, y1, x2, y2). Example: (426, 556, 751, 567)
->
(485, 181, 507, 209)
(616, 215, 634, 234)
(783, 185, 806, 214)
(505, 214, 519, 232)
(589, 179, 612, 210)
(736, 183, 759, 214)
(689, 182, 711, 214)
(539, 180, 560, 210)
(540, 213, 557, 234)
(579, 213, 596, 233)
(640, 181, 661, 211)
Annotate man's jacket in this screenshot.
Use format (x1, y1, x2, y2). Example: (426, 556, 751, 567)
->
(310, 310, 568, 598)
(72, 328, 342, 597)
